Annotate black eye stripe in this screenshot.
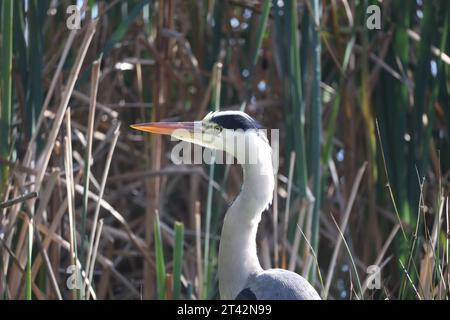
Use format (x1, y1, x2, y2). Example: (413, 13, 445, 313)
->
(210, 113, 262, 131)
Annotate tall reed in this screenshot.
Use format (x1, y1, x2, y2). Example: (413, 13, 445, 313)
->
(0, 0, 13, 197)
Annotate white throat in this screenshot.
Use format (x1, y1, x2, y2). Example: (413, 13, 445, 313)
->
(218, 135, 274, 299)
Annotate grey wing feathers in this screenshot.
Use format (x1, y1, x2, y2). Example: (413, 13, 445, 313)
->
(235, 288, 257, 300)
(244, 269, 321, 300)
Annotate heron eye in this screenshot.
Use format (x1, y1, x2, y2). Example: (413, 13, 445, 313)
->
(215, 126, 222, 133)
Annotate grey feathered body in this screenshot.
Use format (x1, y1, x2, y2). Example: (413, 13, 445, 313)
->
(243, 269, 321, 300)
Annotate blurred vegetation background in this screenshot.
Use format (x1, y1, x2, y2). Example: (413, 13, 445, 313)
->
(0, 0, 449, 300)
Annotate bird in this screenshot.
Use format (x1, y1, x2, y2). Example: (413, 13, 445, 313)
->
(131, 110, 321, 300)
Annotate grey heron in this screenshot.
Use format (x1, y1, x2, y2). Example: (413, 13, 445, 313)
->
(131, 111, 321, 300)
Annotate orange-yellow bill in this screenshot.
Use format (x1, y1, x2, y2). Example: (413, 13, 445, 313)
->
(130, 121, 196, 135)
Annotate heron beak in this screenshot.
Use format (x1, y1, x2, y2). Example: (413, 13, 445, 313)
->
(130, 121, 196, 136)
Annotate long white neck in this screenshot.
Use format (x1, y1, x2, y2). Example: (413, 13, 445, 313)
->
(218, 136, 274, 300)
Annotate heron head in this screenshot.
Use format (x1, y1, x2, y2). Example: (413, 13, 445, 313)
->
(130, 111, 269, 158)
